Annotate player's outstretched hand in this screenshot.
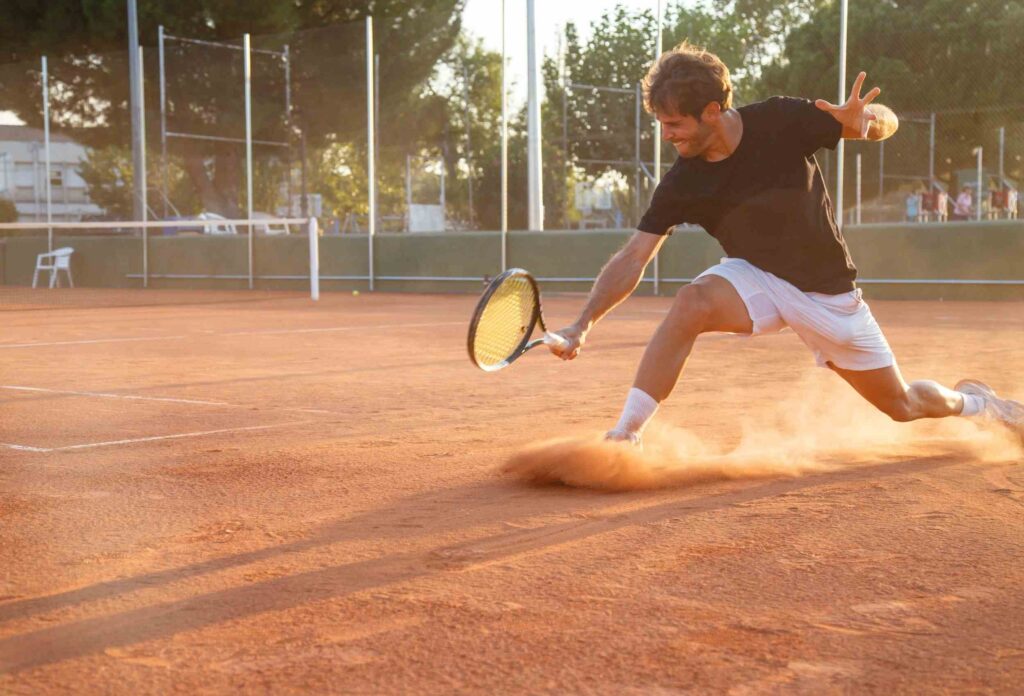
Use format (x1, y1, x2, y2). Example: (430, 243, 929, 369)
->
(548, 324, 585, 361)
(815, 70, 880, 138)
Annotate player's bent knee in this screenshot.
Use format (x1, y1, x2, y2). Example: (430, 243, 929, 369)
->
(670, 283, 715, 334)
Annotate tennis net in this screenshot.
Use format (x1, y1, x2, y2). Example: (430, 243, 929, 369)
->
(0, 217, 321, 309)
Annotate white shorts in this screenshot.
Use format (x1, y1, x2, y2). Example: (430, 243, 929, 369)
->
(697, 258, 895, 371)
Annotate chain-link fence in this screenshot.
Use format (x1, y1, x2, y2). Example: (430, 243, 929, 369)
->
(0, 2, 1020, 248)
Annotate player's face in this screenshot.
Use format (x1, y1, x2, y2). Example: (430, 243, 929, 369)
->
(657, 108, 713, 158)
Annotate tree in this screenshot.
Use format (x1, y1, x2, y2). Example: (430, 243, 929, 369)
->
(0, 197, 16, 223)
(756, 0, 1024, 203)
(0, 1, 463, 218)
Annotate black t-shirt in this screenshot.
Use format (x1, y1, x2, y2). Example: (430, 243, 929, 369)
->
(638, 96, 856, 294)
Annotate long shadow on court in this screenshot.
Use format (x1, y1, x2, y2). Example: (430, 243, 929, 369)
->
(0, 455, 960, 673)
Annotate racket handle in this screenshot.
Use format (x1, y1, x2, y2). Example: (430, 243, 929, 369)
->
(542, 331, 569, 349)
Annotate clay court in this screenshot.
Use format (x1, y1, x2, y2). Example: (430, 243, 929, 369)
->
(1, 288, 1022, 693)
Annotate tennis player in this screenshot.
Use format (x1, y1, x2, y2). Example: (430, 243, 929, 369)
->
(549, 43, 1024, 446)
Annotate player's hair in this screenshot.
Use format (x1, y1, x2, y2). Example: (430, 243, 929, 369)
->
(642, 41, 732, 119)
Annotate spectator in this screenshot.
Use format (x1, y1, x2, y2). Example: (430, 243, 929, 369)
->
(951, 186, 973, 220)
(935, 190, 949, 222)
(905, 190, 921, 223)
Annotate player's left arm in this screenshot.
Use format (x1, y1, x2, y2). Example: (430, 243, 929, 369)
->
(814, 71, 898, 142)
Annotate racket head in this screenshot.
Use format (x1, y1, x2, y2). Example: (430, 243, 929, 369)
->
(467, 268, 542, 371)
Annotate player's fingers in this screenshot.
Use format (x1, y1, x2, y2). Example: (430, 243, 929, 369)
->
(850, 71, 866, 99)
(863, 86, 881, 105)
(814, 98, 837, 112)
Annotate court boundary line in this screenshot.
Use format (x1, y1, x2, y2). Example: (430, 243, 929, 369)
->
(1, 385, 346, 415)
(0, 385, 231, 407)
(1, 422, 311, 454)
(0, 321, 466, 349)
(0, 336, 187, 349)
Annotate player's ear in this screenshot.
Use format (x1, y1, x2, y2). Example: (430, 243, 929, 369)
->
(701, 101, 721, 123)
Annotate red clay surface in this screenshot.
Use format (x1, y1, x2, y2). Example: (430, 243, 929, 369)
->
(1, 288, 1023, 694)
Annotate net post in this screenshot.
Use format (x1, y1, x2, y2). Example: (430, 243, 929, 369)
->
(308, 217, 320, 301)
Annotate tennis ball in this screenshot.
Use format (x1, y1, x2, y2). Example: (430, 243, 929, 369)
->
(352, 290, 360, 296)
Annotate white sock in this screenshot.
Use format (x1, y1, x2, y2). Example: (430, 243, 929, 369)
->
(958, 392, 985, 417)
(611, 388, 659, 437)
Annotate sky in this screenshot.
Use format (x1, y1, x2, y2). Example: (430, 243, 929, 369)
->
(461, 0, 665, 106)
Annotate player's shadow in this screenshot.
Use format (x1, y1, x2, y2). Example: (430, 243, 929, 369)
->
(0, 455, 957, 673)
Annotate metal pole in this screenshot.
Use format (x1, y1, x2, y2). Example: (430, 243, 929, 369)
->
(440, 158, 446, 217)
(634, 83, 641, 226)
(928, 112, 935, 183)
(284, 44, 292, 213)
(159, 25, 168, 219)
(526, 0, 544, 230)
(308, 217, 320, 301)
(375, 53, 381, 233)
(366, 16, 376, 291)
(998, 126, 1005, 184)
(562, 62, 568, 228)
(878, 140, 884, 199)
(299, 129, 307, 216)
(462, 62, 474, 228)
(976, 146, 983, 221)
(405, 153, 412, 232)
(653, 0, 662, 295)
(139, 46, 149, 287)
(244, 33, 254, 290)
(128, 0, 146, 223)
(856, 153, 862, 225)
(835, 0, 848, 228)
(500, 0, 508, 268)
(42, 57, 52, 253)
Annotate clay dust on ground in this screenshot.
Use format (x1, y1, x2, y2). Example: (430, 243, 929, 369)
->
(1, 289, 1023, 694)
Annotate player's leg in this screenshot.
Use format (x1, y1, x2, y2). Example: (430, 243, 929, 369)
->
(828, 361, 1024, 439)
(607, 274, 754, 443)
(826, 361, 965, 421)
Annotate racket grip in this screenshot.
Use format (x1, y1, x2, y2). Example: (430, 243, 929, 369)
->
(542, 331, 569, 349)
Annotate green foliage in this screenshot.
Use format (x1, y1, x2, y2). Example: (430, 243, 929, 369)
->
(757, 0, 1024, 196)
(0, 197, 16, 223)
(77, 146, 201, 219)
(0, 1, 463, 218)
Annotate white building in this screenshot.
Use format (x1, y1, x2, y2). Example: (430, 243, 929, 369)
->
(0, 125, 102, 222)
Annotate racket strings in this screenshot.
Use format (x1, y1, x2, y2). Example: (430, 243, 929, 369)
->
(471, 275, 537, 368)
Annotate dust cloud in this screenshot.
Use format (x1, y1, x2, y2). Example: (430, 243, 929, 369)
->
(503, 375, 1022, 491)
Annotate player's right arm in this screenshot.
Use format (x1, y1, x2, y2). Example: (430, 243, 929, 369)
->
(549, 230, 665, 360)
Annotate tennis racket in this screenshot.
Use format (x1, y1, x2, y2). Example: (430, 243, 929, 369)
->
(467, 268, 568, 372)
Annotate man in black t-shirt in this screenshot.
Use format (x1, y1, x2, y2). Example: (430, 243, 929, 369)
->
(547, 42, 1023, 446)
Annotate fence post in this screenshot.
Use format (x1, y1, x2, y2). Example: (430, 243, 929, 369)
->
(308, 217, 320, 301)
(366, 16, 376, 291)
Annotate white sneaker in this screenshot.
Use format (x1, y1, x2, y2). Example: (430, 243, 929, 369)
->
(955, 379, 1024, 442)
(605, 429, 642, 449)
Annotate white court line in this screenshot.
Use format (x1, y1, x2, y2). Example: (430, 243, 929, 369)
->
(0, 442, 49, 452)
(1, 422, 309, 453)
(1, 385, 230, 406)
(219, 320, 465, 336)
(0, 335, 186, 349)
(0, 321, 463, 349)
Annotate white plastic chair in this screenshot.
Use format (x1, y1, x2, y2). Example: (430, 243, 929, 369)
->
(32, 247, 74, 289)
